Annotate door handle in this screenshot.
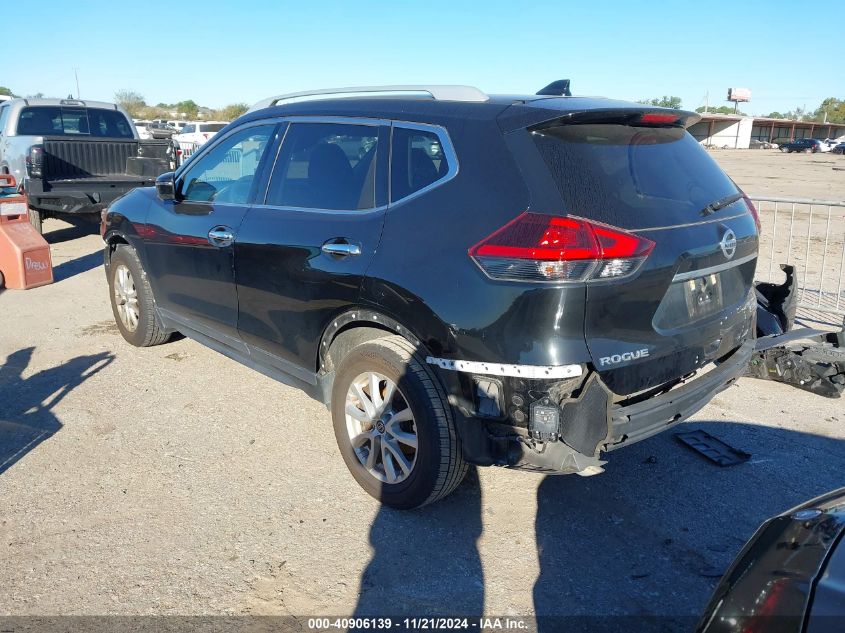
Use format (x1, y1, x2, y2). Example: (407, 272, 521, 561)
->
(208, 226, 235, 247)
(321, 241, 361, 257)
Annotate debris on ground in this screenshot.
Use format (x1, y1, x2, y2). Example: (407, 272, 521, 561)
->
(674, 430, 751, 467)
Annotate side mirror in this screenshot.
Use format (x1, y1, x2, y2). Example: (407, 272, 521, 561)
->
(155, 172, 177, 201)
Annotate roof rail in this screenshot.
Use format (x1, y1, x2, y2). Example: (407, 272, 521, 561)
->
(248, 85, 489, 113)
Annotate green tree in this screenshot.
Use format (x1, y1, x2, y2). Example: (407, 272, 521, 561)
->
(695, 105, 746, 115)
(114, 89, 147, 117)
(812, 98, 845, 124)
(764, 111, 784, 119)
(174, 100, 199, 119)
(218, 103, 248, 120)
(638, 95, 683, 109)
(0, 86, 15, 97)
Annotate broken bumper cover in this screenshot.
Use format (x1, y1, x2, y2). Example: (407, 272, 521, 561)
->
(605, 337, 755, 450)
(439, 338, 755, 474)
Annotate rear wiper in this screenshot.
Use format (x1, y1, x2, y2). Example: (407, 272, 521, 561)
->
(699, 193, 743, 217)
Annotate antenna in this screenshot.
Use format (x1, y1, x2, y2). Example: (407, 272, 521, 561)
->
(536, 80, 572, 97)
(74, 68, 80, 99)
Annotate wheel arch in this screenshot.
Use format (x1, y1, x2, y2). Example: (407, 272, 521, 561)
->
(318, 309, 430, 376)
(103, 231, 131, 267)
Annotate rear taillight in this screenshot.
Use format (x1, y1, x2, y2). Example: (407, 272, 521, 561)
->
(469, 212, 655, 283)
(639, 112, 679, 125)
(25, 145, 44, 179)
(743, 195, 761, 232)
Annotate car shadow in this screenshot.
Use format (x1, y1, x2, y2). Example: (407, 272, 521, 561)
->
(352, 467, 484, 618)
(350, 417, 845, 630)
(0, 347, 113, 475)
(52, 250, 103, 282)
(44, 219, 99, 245)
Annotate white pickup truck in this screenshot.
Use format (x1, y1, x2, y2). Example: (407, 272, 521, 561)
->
(0, 98, 177, 232)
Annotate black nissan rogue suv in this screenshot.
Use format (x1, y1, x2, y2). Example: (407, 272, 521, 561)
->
(102, 84, 759, 508)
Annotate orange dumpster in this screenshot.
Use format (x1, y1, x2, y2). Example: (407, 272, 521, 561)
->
(0, 174, 53, 289)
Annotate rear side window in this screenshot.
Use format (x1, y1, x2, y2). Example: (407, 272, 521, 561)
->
(390, 126, 450, 202)
(16, 106, 133, 138)
(200, 123, 226, 133)
(532, 124, 739, 228)
(182, 124, 196, 133)
(266, 122, 379, 211)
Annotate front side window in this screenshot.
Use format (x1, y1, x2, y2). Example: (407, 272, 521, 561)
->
(199, 123, 226, 133)
(266, 122, 379, 210)
(182, 124, 196, 134)
(390, 126, 450, 202)
(180, 124, 275, 204)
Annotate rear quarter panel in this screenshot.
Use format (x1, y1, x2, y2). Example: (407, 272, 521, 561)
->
(361, 117, 591, 366)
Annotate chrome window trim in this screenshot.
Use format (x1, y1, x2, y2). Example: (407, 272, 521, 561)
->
(252, 202, 389, 215)
(671, 253, 757, 282)
(628, 212, 747, 233)
(388, 120, 459, 207)
(196, 116, 459, 214)
(279, 115, 390, 127)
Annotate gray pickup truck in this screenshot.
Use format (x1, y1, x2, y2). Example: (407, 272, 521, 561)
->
(0, 98, 177, 232)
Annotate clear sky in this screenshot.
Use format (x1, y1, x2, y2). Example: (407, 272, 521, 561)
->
(5, 0, 842, 115)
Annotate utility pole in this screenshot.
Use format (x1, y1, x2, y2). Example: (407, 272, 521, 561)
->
(74, 68, 80, 99)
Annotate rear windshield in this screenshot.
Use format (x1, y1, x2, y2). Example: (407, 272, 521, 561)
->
(16, 106, 134, 138)
(532, 124, 739, 228)
(199, 123, 226, 133)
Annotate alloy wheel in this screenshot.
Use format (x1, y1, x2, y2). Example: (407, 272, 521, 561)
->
(345, 371, 418, 484)
(113, 264, 140, 332)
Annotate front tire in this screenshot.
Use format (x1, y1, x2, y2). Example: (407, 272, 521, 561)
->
(331, 335, 467, 509)
(108, 245, 170, 347)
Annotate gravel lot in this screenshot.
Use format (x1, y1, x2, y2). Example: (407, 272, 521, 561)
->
(1, 149, 844, 627)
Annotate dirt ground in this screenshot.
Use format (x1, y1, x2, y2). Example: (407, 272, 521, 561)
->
(711, 149, 845, 200)
(1, 151, 844, 628)
(713, 150, 845, 324)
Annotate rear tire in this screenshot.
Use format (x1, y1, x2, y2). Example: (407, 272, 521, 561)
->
(108, 245, 170, 347)
(330, 335, 467, 509)
(28, 207, 42, 234)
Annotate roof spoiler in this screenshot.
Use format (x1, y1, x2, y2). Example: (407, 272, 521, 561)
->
(530, 107, 702, 130)
(536, 80, 572, 97)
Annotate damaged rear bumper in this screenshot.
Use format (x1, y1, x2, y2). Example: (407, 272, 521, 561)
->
(605, 337, 754, 449)
(434, 338, 755, 475)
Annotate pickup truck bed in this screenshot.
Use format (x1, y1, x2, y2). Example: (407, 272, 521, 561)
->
(28, 137, 175, 217)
